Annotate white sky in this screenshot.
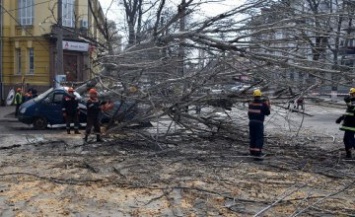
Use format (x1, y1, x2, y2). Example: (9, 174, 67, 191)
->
(98, 0, 245, 44)
(99, 0, 243, 21)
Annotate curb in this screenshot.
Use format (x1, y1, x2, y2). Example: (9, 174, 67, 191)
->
(0, 118, 18, 122)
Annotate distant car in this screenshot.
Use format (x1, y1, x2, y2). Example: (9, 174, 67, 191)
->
(18, 87, 139, 130)
(230, 85, 251, 93)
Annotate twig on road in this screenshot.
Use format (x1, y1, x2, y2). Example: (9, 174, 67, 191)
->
(253, 185, 304, 217)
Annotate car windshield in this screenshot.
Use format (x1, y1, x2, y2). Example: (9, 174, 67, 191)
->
(33, 88, 53, 102)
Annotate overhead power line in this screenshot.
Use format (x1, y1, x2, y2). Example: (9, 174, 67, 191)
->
(8, 0, 53, 13)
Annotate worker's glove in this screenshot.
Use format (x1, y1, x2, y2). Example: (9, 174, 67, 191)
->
(344, 96, 352, 105)
(336, 116, 344, 124)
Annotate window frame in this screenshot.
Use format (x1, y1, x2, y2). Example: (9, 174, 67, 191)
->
(27, 48, 34, 74)
(18, 0, 34, 26)
(53, 93, 64, 104)
(62, 0, 75, 28)
(15, 48, 22, 75)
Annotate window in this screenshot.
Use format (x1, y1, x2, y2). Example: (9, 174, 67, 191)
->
(18, 0, 34, 25)
(28, 48, 34, 74)
(15, 49, 22, 75)
(62, 0, 75, 27)
(53, 93, 64, 104)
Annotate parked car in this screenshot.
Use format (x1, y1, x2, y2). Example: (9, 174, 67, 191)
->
(18, 87, 139, 130)
(229, 84, 251, 93)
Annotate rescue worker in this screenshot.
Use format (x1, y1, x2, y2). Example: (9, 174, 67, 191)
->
(24, 89, 33, 102)
(336, 88, 355, 158)
(248, 89, 271, 160)
(14, 88, 23, 117)
(296, 96, 304, 110)
(62, 87, 80, 134)
(84, 88, 113, 143)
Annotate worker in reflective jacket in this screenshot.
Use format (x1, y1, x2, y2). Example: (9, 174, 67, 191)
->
(84, 88, 114, 143)
(62, 87, 80, 134)
(248, 89, 270, 160)
(14, 88, 23, 117)
(336, 88, 355, 158)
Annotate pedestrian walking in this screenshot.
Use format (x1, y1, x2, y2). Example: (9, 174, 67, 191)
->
(84, 88, 113, 143)
(296, 97, 304, 110)
(62, 87, 80, 134)
(195, 103, 202, 114)
(336, 88, 355, 158)
(14, 88, 23, 117)
(248, 89, 270, 160)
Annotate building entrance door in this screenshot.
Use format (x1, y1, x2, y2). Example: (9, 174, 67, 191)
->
(63, 53, 79, 82)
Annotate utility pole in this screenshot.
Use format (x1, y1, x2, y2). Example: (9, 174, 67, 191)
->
(55, 0, 64, 85)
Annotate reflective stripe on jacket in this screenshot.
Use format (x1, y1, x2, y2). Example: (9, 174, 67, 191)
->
(341, 97, 355, 132)
(248, 98, 270, 122)
(14, 93, 22, 105)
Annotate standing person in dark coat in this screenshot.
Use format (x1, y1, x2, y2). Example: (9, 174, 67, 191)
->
(31, 88, 38, 98)
(296, 97, 304, 110)
(62, 87, 80, 134)
(84, 88, 113, 143)
(248, 89, 271, 160)
(336, 88, 355, 158)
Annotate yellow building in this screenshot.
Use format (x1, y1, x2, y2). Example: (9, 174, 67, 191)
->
(0, 0, 107, 101)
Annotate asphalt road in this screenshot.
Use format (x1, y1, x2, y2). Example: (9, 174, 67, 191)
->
(0, 102, 346, 137)
(0, 120, 73, 134)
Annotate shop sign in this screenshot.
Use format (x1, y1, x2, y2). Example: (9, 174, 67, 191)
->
(63, 41, 89, 52)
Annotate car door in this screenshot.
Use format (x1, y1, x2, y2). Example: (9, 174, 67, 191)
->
(40, 91, 65, 125)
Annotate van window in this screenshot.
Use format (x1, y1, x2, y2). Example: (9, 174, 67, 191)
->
(34, 88, 53, 102)
(43, 93, 53, 104)
(53, 93, 64, 104)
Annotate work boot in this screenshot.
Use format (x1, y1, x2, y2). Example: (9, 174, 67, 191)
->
(74, 130, 81, 134)
(346, 150, 352, 159)
(96, 135, 103, 142)
(254, 153, 265, 161)
(83, 135, 88, 143)
(67, 129, 71, 134)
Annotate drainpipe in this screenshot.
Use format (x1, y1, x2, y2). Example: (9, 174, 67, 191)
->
(0, 0, 4, 106)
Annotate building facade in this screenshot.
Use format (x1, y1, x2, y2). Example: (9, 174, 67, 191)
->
(248, 0, 355, 94)
(0, 0, 108, 102)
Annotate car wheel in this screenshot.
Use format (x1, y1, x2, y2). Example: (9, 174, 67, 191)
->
(33, 117, 48, 130)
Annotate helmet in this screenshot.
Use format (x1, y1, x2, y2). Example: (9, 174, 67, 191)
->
(89, 88, 97, 95)
(253, 89, 262, 97)
(17, 88, 22, 92)
(350, 88, 355, 94)
(68, 87, 74, 93)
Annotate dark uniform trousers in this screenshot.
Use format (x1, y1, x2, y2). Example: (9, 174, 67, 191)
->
(249, 120, 264, 156)
(86, 117, 101, 135)
(66, 113, 79, 130)
(343, 131, 355, 151)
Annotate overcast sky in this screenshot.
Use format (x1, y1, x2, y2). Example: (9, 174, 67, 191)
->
(98, 0, 244, 44)
(99, 0, 242, 21)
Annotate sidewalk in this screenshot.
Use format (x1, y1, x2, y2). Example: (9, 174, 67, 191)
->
(0, 106, 18, 122)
